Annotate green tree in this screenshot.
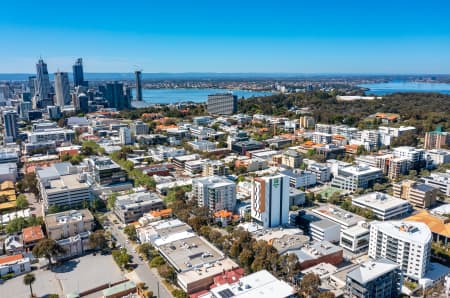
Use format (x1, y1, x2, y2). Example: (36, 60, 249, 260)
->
(107, 194, 117, 210)
(299, 273, 321, 298)
(16, 194, 29, 210)
(149, 255, 165, 268)
(137, 243, 154, 260)
(89, 230, 108, 251)
(23, 273, 36, 298)
(6, 217, 28, 234)
(32, 238, 65, 267)
(112, 248, 131, 269)
(124, 224, 137, 240)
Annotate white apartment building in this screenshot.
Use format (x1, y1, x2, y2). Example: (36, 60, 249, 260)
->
(422, 171, 450, 197)
(307, 162, 331, 183)
(251, 174, 290, 228)
(119, 127, 132, 145)
(425, 149, 450, 166)
(192, 176, 236, 213)
(310, 218, 341, 243)
(368, 221, 432, 280)
(393, 146, 426, 168)
(352, 192, 411, 220)
(280, 169, 317, 189)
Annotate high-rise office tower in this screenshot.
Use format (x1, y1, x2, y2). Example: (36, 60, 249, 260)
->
(73, 58, 87, 87)
(28, 76, 36, 95)
(19, 101, 32, 120)
(104, 82, 130, 110)
(251, 174, 290, 228)
(135, 70, 143, 101)
(35, 59, 51, 102)
(2, 110, 19, 143)
(78, 93, 89, 113)
(54, 71, 71, 107)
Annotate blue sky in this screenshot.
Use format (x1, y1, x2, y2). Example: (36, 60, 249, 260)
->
(1, 0, 450, 73)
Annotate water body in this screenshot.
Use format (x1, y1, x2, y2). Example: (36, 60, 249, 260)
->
(358, 81, 450, 95)
(131, 88, 272, 104)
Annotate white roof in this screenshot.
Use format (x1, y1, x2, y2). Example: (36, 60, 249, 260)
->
(372, 221, 432, 245)
(353, 192, 409, 211)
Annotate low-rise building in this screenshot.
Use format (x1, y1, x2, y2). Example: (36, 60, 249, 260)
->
(393, 180, 437, 209)
(312, 205, 365, 231)
(422, 171, 450, 197)
(281, 149, 302, 168)
(45, 209, 95, 240)
(280, 169, 316, 189)
(352, 192, 411, 220)
(22, 225, 45, 251)
(294, 240, 343, 270)
(0, 254, 31, 277)
(114, 191, 164, 224)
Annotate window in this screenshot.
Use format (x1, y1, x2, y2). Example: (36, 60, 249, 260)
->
(20, 264, 25, 272)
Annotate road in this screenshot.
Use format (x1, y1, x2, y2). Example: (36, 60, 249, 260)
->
(106, 213, 173, 298)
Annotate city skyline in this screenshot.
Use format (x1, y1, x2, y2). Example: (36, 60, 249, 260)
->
(1, 0, 449, 74)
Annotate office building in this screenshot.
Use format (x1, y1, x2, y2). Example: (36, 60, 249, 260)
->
(2, 110, 19, 143)
(331, 164, 382, 192)
(251, 174, 290, 228)
(307, 162, 331, 182)
(207, 93, 238, 115)
(105, 82, 130, 110)
(114, 191, 164, 223)
(54, 71, 71, 107)
(340, 224, 370, 253)
(310, 217, 341, 243)
(73, 58, 87, 87)
(134, 70, 143, 101)
(352, 192, 411, 220)
(45, 209, 95, 240)
(119, 127, 132, 145)
(393, 180, 437, 209)
(368, 221, 432, 280)
(87, 157, 128, 186)
(19, 101, 32, 120)
(130, 120, 148, 135)
(312, 205, 365, 231)
(192, 176, 236, 213)
(28, 76, 36, 96)
(346, 258, 403, 298)
(35, 58, 51, 103)
(295, 240, 344, 270)
(78, 93, 89, 113)
(27, 127, 75, 145)
(47, 106, 62, 120)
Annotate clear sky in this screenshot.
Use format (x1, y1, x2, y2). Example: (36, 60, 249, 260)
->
(1, 0, 449, 73)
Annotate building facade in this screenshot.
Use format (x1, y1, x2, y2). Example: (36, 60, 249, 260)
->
(207, 93, 238, 115)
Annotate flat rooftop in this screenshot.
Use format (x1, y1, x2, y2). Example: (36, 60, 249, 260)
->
(353, 192, 409, 211)
(372, 220, 432, 245)
(45, 209, 93, 228)
(158, 234, 224, 272)
(177, 258, 239, 285)
(312, 205, 365, 227)
(294, 241, 342, 263)
(46, 174, 90, 194)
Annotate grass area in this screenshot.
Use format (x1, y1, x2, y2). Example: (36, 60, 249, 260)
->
(318, 186, 342, 198)
(404, 280, 418, 290)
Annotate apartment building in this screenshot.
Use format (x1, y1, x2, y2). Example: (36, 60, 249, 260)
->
(87, 157, 128, 186)
(424, 130, 450, 150)
(421, 171, 450, 197)
(192, 176, 236, 213)
(393, 180, 437, 209)
(202, 160, 228, 177)
(281, 169, 317, 189)
(45, 209, 95, 240)
(207, 93, 238, 115)
(346, 258, 403, 298)
(281, 149, 303, 168)
(368, 221, 432, 280)
(251, 174, 290, 228)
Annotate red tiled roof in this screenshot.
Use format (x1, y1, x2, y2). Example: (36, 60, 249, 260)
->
(0, 254, 23, 265)
(22, 225, 45, 243)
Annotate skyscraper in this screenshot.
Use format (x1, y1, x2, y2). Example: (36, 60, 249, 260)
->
(104, 82, 130, 110)
(207, 93, 238, 115)
(2, 110, 19, 143)
(35, 59, 51, 103)
(27, 76, 36, 95)
(73, 58, 87, 87)
(135, 70, 143, 101)
(54, 71, 71, 107)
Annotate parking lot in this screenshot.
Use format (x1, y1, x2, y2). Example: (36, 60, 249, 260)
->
(0, 253, 124, 298)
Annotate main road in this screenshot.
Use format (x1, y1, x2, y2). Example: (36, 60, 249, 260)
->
(106, 213, 172, 298)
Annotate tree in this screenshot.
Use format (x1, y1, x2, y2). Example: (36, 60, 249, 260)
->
(138, 243, 154, 260)
(317, 291, 335, 298)
(23, 273, 36, 297)
(16, 194, 29, 210)
(89, 230, 108, 251)
(158, 263, 176, 282)
(124, 224, 137, 240)
(107, 194, 117, 210)
(32, 238, 65, 267)
(299, 273, 321, 297)
(6, 217, 28, 234)
(112, 248, 131, 269)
